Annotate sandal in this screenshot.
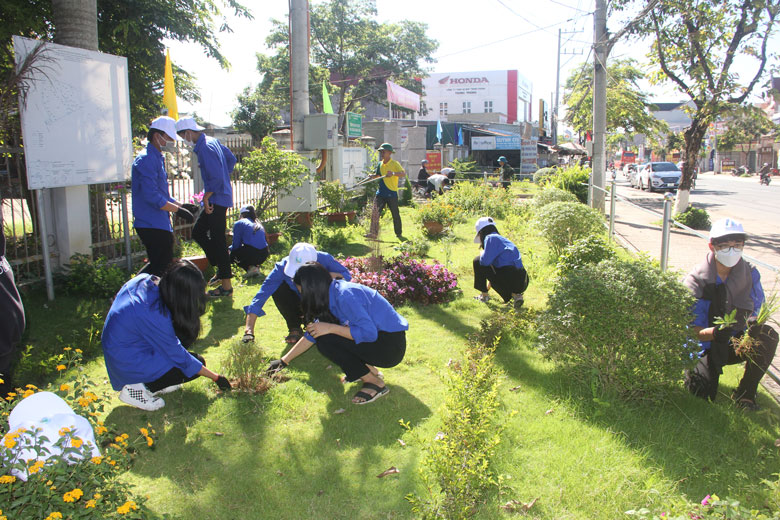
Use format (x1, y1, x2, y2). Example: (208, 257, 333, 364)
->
(207, 286, 233, 298)
(735, 398, 760, 411)
(352, 382, 389, 405)
(473, 294, 490, 303)
(284, 330, 303, 344)
(241, 332, 255, 344)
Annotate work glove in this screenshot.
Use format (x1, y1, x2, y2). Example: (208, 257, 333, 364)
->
(710, 326, 733, 368)
(712, 325, 734, 343)
(182, 203, 200, 215)
(267, 359, 287, 375)
(175, 206, 195, 224)
(215, 375, 232, 391)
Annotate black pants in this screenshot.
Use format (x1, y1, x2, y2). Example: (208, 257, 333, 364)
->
(375, 195, 403, 236)
(316, 330, 406, 382)
(271, 282, 304, 332)
(685, 323, 778, 402)
(473, 256, 529, 302)
(145, 352, 206, 393)
(136, 227, 174, 277)
(193, 204, 232, 280)
(230, 245, 269, 271)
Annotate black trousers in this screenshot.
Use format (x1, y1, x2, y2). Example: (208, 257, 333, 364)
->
(136, 227, 174, 277)
(193, 204, 232, 280)
(375, 195, 403, 236)
(316, 330, 406, 382)
(685, 323, 778, 402)
(145, 352, 206, 393)
(230, 245, 269, 271)
(271, 282, 304, 332)
(473, 256, 529, 302)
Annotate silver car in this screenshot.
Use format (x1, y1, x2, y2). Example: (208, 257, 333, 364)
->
(631, 162, 681, 192)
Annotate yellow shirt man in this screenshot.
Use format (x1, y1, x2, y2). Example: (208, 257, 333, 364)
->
(378, 159, 404, 194)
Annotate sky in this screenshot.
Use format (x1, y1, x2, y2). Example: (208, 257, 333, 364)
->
(164, 0, 774, 128)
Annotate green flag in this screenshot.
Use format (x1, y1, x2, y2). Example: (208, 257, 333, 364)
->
(322, 80, 334, 114)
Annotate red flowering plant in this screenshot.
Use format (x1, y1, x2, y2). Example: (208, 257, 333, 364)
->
(341, 254, 459, 306)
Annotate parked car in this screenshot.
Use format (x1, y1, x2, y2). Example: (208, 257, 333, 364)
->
(631, 162, 681, 192)
(623, 163, 637, 178)
(628, 164, 646, 188)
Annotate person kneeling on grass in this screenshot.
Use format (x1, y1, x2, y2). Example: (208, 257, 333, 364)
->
(242, 242, 351, 345)
(472, 216, 529, 309)
(102, 260, 232, 411)
(229, 205, 269, 279)
(266, 262, 408, 405)
(682, 218, 778, 411)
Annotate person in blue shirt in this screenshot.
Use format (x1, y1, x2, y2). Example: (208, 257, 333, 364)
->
(102, 260, 231, 411)
(682, 218, 778, 411)
(176, 117, 237, 298)
(472, 216, 529, 308)
(229, 205, 269, 279)
(267, 262, 408, 405)
(132, 116, 197, 277)
(243, 242, 351, 345)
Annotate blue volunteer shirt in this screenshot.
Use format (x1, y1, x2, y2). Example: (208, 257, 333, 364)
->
(303, 280, 409, 344)
(131, 142, 176, 231)
(479, 233, 524, 269)
(691, 267, 764, 351)
(244, 252, 351, 317)
(193, 133, 237, 208)
(101, 274, 203, 391)
(230, 218, 268, 251)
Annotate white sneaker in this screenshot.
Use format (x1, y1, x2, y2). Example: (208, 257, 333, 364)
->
(153, 384, 182, 396)
(119, 383, 165, 411)
(244, 266, 260, 279)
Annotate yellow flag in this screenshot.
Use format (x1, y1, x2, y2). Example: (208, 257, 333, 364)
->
(163, 49, 178, 120)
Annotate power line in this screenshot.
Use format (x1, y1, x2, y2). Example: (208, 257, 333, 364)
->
(494, 0, 551, 33)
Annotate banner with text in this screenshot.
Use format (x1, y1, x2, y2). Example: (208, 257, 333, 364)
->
(386, 80, 420, 112)
(425, 151, 442, 172)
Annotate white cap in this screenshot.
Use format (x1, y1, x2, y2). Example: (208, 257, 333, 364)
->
(150, 116, 182, 141)
(284, 243, 318, 278)
(473, 216, 496, 243)
(176, 117, 205, 133)
(709, 218, 746, 241)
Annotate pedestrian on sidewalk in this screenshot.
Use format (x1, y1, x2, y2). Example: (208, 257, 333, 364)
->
(176, 117, 237, 298)
(682, 218, 778, 411)
(366, 143, 406, 240)
(132, 116, 197, 277)
(497, 156, 514, 190)
(229, 205, 269, 279)
(472, 217, 529, 309)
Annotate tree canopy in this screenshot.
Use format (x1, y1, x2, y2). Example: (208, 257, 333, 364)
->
(718, 105, 779, 160)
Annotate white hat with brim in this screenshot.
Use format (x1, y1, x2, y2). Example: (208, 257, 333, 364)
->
(709, 218, 746, 241)
(150, 116, 182, 141)
(474, 216, 496, 243)
(176, 117, 205, 133)
(284, 243, 318, 278)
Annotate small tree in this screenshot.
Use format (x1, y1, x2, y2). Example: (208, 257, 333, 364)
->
(236, 136, 314, 218)
(231, 86, 282, 141)
(717, 105, 779, 168)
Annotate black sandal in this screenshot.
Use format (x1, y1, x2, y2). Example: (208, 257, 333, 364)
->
(207, 286, 233, 298)
(241, 332, 255, 344)
(284, 330, 303, 344)
(353, 382, 389, 405)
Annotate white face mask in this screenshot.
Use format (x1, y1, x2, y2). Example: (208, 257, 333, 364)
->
(714, 247, 742, 267)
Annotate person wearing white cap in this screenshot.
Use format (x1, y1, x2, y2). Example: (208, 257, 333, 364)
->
(682, 218, 778, 410)
(472, 217, 529, 308)
(132, 116, 198, 276)
(176, 117, 238, 298)
(242, 243, 351, 345)
(228, 205, 269, 279)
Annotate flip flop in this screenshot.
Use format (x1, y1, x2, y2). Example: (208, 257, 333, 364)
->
(353, 382, 389, 405)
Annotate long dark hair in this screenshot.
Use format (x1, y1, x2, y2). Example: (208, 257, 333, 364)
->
(478, 224, 500, 248)
(158, 260, 207, 347)
(240, 205, 263, 233)
(293, 262, 339, 324)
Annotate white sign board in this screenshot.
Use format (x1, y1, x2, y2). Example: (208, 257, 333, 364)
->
(339, 147, 365, 187)
(471, 136, 496, 150)
(13, 36, 132, 190)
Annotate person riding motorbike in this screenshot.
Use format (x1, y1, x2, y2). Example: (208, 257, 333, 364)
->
(759, 163, 771, 185)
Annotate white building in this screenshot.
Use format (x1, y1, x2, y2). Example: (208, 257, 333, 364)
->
(422, 70, 533, 124)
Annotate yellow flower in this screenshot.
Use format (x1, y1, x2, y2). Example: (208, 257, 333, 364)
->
(46, 480, 53, 486)
(63, 347, 72, 351)
(63, 488, 83, 503)
(90, 456, 103, 465)
(28, 460, 44, 474)
(108, 459, 117, 466)
(95, 425, 107, 435)
(6, 392, 16, 397)
(2, 437, 16, 449)
(25, 384, 37, 389)
(116, 500, 138, 514)
(84, 391, 98, 402)
(44, 513, 63, 520)
(0, 475, 16, 484)
(121, 433, 129, 440)
(59, 384, 70, 392)
(0, 378, 3, 384)
(77, 397, 90, 407)
(146, 436, 154, 447)
(70, 437, 83, 448)
(84, 499, 96, 508)
(58, 427, 71, 436)
(140, 427, 149, 436)
(22, 389, 34, 398)
(56, 365, 66, 371)
(712, 494, 720, 502)
(93, 493, 102, 500)
(75, 349, 82, 353)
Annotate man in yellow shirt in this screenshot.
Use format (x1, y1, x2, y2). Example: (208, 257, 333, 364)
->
(368, 143, 406, 239)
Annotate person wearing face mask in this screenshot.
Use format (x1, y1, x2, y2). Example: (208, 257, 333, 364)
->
(132, 116, 198, 277)
(682, 218, 778, 410)
(176, 117, 237, 298)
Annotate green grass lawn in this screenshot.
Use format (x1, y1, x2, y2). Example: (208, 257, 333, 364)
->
(16, 192, 780, 519)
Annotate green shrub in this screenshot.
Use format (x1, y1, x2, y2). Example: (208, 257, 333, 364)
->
(448, 157, 480, 173)
(556, 235, 616, 274)
(223, 339, 269, 392)
(309, 222, 361, 252)
(537, 257, 697, 401)
(393, 236, 431, 257)
(318, 180, 348, 212)
(530, 187, 578, 212)
(673, 206, 711, 231)
(533, 201, 605, 257)
(61, 254, 131, 298)
(533, 167, 556, 184)
(439, 181, 515, 218)
(400, 178, 414, 206)
(548, 164, 590, 203)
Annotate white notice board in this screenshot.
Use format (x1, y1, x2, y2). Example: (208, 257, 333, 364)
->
(13, 36, 132, 190)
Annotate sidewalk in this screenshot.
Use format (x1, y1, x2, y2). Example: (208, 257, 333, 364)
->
(608, 192, 780, 403)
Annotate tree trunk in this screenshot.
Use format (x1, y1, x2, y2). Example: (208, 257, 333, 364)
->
(674, 117, 708, 215)
(52, 0, 98, 51)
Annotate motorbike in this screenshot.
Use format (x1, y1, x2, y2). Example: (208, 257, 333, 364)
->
(734, 165, 750, 176)
(760, 174, 771, 186)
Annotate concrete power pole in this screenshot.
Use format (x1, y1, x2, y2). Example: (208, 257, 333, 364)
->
(592, 0, 607, 212)
(290, 0, 310, 152)
(553, 29, 561, 147)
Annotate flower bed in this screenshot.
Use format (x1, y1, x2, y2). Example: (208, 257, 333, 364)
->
(342, 254, 458, 306)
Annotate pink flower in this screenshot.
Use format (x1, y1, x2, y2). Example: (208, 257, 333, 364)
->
(701, 495, 710, 506)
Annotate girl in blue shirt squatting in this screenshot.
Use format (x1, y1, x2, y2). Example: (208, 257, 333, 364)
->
(472, 217, 529, 309)
(229, 205, 269, 279)
(266, 262, 408, 405)
(102, 260, 232, 411)
(242, 243, 351, 345)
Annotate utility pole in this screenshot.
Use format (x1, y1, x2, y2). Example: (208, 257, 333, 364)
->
(553, 28, 584, 147)
(592, 0, 607, 212)
(290, 0, 309, 152)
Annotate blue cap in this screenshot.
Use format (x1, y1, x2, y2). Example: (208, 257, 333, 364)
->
(498, 156, 508, 163)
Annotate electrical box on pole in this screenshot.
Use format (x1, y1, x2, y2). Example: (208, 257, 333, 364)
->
(303, 114, 339, 150)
